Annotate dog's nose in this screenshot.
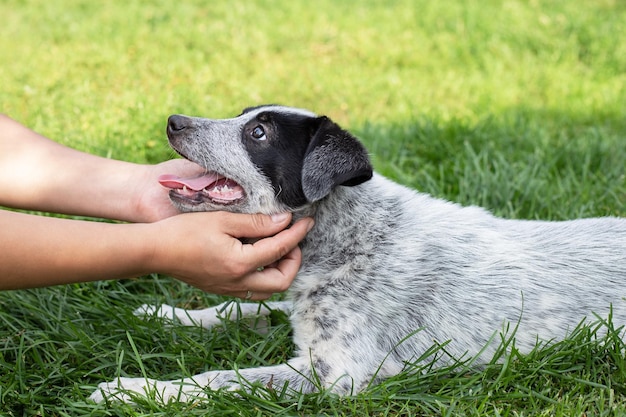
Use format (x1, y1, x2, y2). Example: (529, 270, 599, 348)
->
(167, 115, 192, 134)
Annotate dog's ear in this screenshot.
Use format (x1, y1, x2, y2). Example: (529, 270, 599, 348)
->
(302, 116, 373, 202)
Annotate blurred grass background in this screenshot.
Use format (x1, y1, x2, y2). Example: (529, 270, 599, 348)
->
(2, 0, 625, 219)
(1, 0, 626, 415)
(1, 2, 622, 137)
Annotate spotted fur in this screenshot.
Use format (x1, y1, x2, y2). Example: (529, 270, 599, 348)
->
(91, 105, 626, 403)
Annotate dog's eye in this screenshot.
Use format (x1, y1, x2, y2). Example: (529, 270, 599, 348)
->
(251, 126, 266, 141)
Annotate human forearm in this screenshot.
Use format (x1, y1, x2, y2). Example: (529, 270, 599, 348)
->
(0, 114, 146, 220)
(0, 114, 207, 223)
(0, 209, 313, 295)
(0, 210, 152, 290)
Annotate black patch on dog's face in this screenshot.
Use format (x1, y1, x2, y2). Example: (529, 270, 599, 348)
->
(242, 111, 322, 208)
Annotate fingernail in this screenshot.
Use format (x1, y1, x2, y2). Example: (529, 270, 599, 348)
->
(306, 218, 315, 232)
(271, 212, 290, 223)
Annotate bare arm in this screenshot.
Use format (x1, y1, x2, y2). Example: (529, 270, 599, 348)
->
(0, 209, 312, 299)
(0, 114, 202, 222)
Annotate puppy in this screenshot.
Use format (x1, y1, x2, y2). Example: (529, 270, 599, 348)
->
(91, 105, 626, 402)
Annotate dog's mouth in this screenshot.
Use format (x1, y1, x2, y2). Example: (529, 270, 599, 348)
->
(158, 172, 245, 206)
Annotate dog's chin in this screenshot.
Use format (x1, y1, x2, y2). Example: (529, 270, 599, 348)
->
(169, 190, 246, 213)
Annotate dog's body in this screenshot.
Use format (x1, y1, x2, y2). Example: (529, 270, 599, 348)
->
(91, 105, 626, 402)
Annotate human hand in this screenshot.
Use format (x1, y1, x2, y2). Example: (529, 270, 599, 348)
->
(147, 211, 314, 299)
(132, 159, 206, 222)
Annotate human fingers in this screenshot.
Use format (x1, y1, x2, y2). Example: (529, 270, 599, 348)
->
(234, 246, 303, 300)
(238, 217, 313, 271)
(218, 212, 297, 240)
(152, 212, 312, 295)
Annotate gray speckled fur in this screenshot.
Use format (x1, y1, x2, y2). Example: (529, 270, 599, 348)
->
(91, 106, 626, 403)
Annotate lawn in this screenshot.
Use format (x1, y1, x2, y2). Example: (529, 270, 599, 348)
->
(1, 0, 626, 415)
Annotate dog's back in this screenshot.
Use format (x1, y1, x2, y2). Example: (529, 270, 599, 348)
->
(291, 173, 626, 378)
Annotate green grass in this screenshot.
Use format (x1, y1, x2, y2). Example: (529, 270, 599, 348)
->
(1, 0, 626, 415)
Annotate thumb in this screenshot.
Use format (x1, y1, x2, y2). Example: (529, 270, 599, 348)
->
(220, 212, 292, 239)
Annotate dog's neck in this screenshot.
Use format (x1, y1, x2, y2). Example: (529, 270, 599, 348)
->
(291, 206, 318, 223)
(294, 180, 387, 253)
(291, 177, 376, 222)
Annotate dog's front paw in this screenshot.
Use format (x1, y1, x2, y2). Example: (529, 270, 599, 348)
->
(134, 304, 176, 320)
(134, 303, 220, 328)
(89, 377, 152, 403)
(90, 376, 207, 403)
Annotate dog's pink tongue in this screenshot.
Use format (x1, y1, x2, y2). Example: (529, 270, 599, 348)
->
(158, 173, 222, 191)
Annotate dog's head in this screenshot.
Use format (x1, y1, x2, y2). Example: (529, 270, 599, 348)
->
(159, 105, 373, 214)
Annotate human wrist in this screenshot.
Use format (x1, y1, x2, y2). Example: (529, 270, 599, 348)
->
(135, 220, 171, 276)
(124, 163, 159, 223)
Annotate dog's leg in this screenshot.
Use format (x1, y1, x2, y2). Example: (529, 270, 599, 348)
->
(90, 347, 397, 403)
(135, 301, 292, 329)
(90, 357, 317, 403)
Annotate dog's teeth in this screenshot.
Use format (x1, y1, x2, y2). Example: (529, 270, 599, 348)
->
(210, 185, 232, 193)
(182, 185, 188, 192)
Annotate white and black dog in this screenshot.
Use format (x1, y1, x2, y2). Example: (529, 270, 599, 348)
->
(91, 105, 626, 402)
